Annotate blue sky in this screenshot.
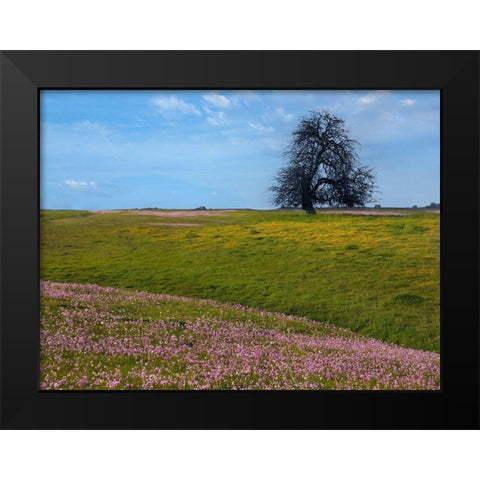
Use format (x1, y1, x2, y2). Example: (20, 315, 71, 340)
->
(40, 90, 440, 210)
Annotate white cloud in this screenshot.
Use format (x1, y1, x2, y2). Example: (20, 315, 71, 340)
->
(152, 95, 201, 116)
(231, 91, 259, 105)
(203, 92, 231, 109)
(74, 120, 107, 135)
(248, 122, 275, 133)
(72, 120, 123, 161)
(262, 108, 294, 123)
(357, 94, 376, 105)
(206, 110, 227, 126)
(275, 107, 294, 121)
(63, 180, 102, 193)
(383, 112, 401, 122)
(400, 98, 416, 107)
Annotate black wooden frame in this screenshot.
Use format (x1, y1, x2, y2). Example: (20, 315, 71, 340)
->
(1, 51, 478, 429)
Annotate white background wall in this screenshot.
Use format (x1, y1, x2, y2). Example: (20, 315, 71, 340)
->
(1, 2, 478, 478)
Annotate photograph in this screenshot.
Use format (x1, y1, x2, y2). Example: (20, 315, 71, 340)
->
(39, 89, 441, 391)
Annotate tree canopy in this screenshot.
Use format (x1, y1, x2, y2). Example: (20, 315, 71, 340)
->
(270, 110, 377, 214)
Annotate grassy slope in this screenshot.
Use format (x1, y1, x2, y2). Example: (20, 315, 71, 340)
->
(40, 281, 440, 390)
(40, 209, 440, 352)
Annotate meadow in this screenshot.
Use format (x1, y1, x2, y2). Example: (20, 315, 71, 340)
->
(40, 208, 440, 356)
(40, 280, 439, 390)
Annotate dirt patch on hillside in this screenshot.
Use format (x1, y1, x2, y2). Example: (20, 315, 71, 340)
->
(92, 209, 236, 217)
(321, 210, 408, 216)
(146, 222, 201, 227)
(92, 210, 122, 214)
(130, 209, 235, 217)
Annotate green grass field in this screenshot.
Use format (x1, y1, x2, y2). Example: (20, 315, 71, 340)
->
(40, 208, 440, 353)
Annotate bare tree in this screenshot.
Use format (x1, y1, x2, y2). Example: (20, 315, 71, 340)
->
(270, 110, 377, 214)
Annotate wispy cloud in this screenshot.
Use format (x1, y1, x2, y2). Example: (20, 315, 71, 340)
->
(275, 108, 294, 121)
(203, 92, 231, 109)
(400, 98, 416, 107)
(357, 93, 376, 105)
(248, 122, 275, 133)
(231, 91, 259, 105)
(383, 112, 401, 122)
(152, 95, 201, 116)
(73, 120, 123, 162)
(205, 109, 227, 126)
(63, 180, 103, 194)
(74, 120, 108, 135)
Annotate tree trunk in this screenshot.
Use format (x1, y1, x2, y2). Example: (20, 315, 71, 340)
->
(302, 199, 316, 214)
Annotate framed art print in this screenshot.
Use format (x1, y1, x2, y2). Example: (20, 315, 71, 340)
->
(1, 51, 478, 428)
